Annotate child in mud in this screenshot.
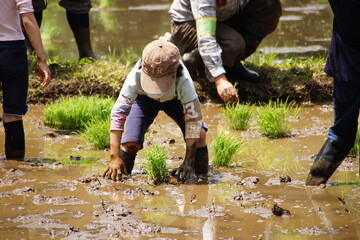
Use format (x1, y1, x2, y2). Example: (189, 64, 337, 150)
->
(0, 0, 51, 160)
(306, 0, 360, 186)
(103, 39, 208, 182)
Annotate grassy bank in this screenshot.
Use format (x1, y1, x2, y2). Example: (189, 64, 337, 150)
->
(26, 53, 332, 104)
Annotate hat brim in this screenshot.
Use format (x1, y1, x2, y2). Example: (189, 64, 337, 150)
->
(141, 70, 176, 96)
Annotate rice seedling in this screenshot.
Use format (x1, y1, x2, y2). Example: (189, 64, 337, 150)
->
(222, 102, 253, 130)
(144, 145, 168, 183)
(80, 117, 110, 150)
(349, 126, 360, 155)
(257, 98, 302, 138)
(44, 96, 114, 130)
(211, 131, 243, 167)
(257, 106, 288, 138)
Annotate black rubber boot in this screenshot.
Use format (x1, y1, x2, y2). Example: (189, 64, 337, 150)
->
(72, 27, 97, 60)
(225, 61, 260, 83)
(4, 120, 25, 160)
(306, 139, 351, 186)
(194, 146, 209, 175)
(67, 11, 97, 60)
(182, 49, 204, 76)
(120, 149, 137, 174)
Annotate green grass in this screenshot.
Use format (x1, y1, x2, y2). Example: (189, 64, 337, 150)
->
(27, 52, 331, 106)
(222, 102, 253, 130)
(44, 96, 114, 130)
(246, 54, 327, 91)
(144, 145, 168, 183)
(257, 98, 302, 138)
(349, 126, 360, 155)
(28, 55, 132, 97)
(80, 117, 110, 150)
(211, 132, 243, 167)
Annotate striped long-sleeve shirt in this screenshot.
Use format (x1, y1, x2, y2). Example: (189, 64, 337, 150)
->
(170, 0, 250, 78)
(0, 0, 34, 41)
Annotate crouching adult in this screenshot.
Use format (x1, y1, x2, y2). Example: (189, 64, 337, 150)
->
(169, 0, 282, 103)
(103, 39, 208, 182)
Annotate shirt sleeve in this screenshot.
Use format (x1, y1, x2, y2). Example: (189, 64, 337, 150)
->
(183, 98, 203, 139)
(110, 95, 135, 131)
(16, 0, 34, 14)
(177, 61, 199, 103)
(191, 0, 226, 78)
(110, 60, 141, 131)
(176, 62, 203, 139)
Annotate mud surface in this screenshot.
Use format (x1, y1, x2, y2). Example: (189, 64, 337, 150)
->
(0, 105, 359, 239)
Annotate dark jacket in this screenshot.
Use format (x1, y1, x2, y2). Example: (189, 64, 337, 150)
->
(325, 0, 360, 85)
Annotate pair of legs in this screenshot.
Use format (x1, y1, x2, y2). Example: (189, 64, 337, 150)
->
(25, 0, 96, 60)
(0, 41, 29, 160)
(119, 95, 208, 175)
(170, 0, 281, 81)
(306, 79, 360, 185)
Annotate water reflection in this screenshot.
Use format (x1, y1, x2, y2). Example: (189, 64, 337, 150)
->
(40, 0, 333, 61)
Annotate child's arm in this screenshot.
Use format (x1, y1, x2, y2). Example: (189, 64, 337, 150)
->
(177, 98, 203, 182)
(21, 12, 51, 88)
(103, 94, 135, 181)
(103, 130, 128, 181)
(177, 139, 198, 182)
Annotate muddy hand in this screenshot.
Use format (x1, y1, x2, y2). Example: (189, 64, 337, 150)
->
(103, 159, 128, 181)
(176, 163, 196, 183)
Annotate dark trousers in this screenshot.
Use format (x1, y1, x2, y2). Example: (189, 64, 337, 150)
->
(122, 95, 186, 147)
(328, 79, 360, 148)
(122, 95, 207, 148)
(0, 41, 29, 116)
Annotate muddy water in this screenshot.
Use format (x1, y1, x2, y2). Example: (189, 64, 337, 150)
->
(0, 104, 359, 240)
(42, 0, 333, 61)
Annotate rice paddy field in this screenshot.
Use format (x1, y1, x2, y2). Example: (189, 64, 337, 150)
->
(0, 103, 358, 240)
(0, 0, 359, 239)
